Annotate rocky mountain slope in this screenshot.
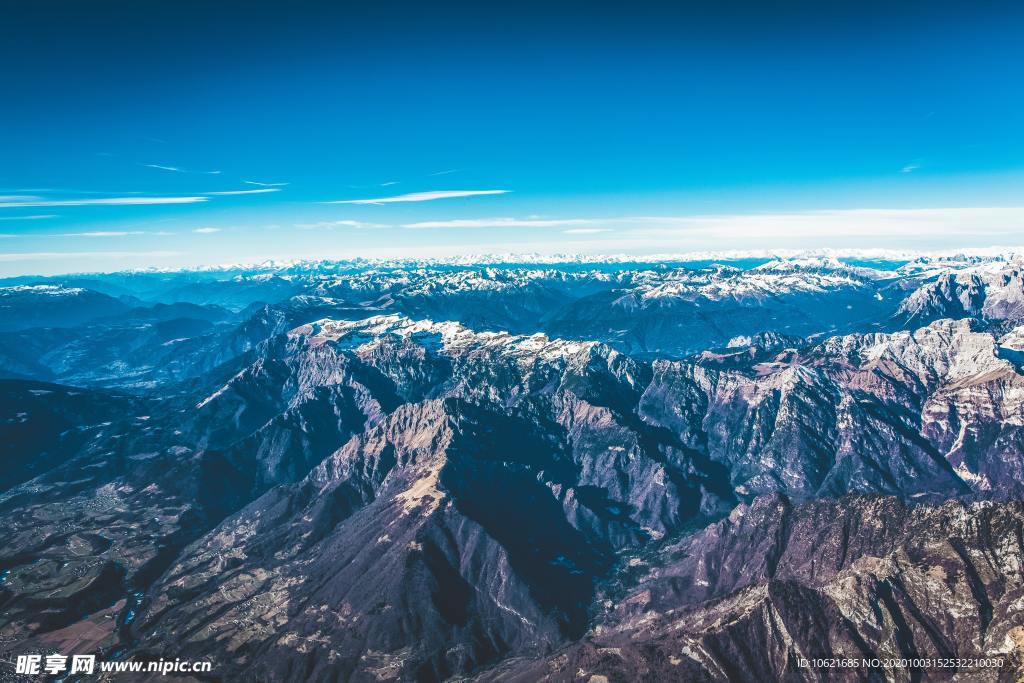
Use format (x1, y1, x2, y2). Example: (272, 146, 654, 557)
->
(490, 495, 1024, 682)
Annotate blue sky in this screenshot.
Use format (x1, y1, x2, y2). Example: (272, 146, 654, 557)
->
(1, 0, 1023, 275)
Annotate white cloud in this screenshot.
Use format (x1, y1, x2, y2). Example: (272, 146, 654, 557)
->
(0, 250, 181, 262)
(144, 164, 221, 175)
(60, 231, 148, 237)
(622, 207, 1024, 240)
(395, 207, 1024, 242)
(193, 227, 221, 234)
(203, 188, 280, 196)
(294, 220, 387, 230)
(403, 217, 588, 229)
(383, 207, 1024, 251)
(244, 180, 289, 187)
(0, 214, 57, 221)
(900, 164, 921, 173)
(0, 196, 208, 208)
(327, 190, 509, 205)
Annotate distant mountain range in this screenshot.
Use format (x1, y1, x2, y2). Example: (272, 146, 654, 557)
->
(1, 252, 1023, 681)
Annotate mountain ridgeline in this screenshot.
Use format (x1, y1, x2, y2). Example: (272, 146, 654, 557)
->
(1, 254, 1023, 681)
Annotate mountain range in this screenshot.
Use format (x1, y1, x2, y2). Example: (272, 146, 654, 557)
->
(1, 252, 1023, 681)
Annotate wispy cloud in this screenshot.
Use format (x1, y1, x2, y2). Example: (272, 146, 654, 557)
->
(403, 217, 588, 229)
(327, 190, 509, 205)
(429, 169, 459, 176)
(394, 208, 1024, 242)
(203, 188, 280, 196)
(0, 214, 58, 221)
(294, 220, 387, 230)
(143, 164, 221, 175)
(396, 207, 1024, 246)
(2, 188, 139, 195)
(244, 180, 289, 187)
(192, 227, 221, 234)
(0, 196, 208, 208)
(900, 163, 921, 173)
(60, 231, 148, 237)
(621, 207, 1024, 242)
(0, 250, 181, 262)
(380, 181, 400, 187)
